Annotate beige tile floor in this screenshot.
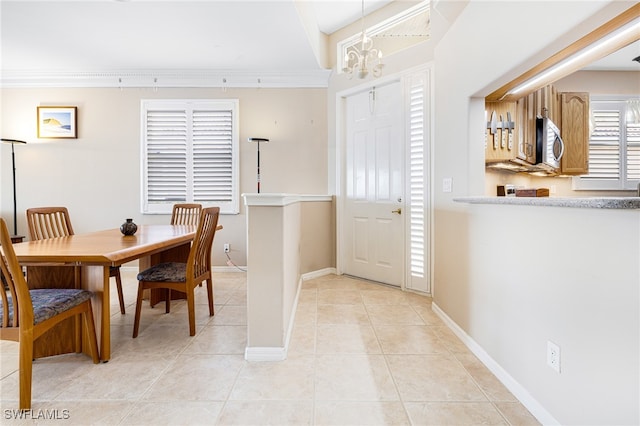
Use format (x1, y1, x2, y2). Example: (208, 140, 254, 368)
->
(0, 270, 540, 425)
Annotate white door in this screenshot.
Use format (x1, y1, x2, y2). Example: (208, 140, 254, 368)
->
(343, 81, 404, 286)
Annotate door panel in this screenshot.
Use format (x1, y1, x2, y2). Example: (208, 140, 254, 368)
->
(343, 81, 404, 286)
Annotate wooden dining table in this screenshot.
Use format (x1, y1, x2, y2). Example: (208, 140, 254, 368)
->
(11, 224, 199, 361)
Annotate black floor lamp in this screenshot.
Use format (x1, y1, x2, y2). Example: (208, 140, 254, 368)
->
(1, 138, 27, 236)
(248, 137, 269, 193)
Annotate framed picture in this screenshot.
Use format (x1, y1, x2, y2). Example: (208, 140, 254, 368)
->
(37, 106, 77, 138)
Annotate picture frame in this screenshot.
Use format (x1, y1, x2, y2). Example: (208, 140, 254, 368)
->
(37, 106, 77, 138)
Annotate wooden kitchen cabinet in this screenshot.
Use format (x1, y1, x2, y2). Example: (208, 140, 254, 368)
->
(485, 85, 587, 176)
(560, 92, 590, 175)
(485, 86, 558, 162)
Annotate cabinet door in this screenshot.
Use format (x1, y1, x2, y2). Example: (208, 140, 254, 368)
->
(560, 92, 590, 175)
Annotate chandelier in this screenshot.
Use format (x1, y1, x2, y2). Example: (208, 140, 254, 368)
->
(342, 0, 384, 79)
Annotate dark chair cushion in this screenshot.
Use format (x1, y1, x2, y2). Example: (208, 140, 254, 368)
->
(0, 289, 93, 326)
(137, 262, 186, 283)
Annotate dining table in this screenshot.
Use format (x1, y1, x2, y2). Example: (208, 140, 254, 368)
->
(11, 224, 200, 361)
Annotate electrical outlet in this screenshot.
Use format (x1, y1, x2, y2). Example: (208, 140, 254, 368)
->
(547, 340, 561, 373)
(224, 243, 230, 253)
(443, 178, 453, 193)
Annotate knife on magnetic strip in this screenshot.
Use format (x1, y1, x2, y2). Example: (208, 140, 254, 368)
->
(507, 111, 514, 151)
(490, 110, 498, 149)
(500, 115, 506, 149)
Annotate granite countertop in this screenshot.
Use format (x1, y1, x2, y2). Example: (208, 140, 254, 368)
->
(453, 196, 640, 209)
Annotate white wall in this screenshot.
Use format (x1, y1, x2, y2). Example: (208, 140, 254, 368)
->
(432, 1, 639, 424)
(0, 87, 327, 266)
(459, 203, 639, 425)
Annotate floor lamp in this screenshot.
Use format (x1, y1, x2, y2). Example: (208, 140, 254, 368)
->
(1, 138, 27, 236)
(248, 137, 269, 193)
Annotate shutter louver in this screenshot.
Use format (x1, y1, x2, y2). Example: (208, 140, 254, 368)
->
(409, 80, 425, 278)
(626, 122, 640, 180)
(193, 109, 234, 202)
(146, 110, 188, 202)
(575, 99, 639, 191)
(142, 100, 239, 214)
(584, 110, 620, 180)
(405, 70, 430, 293)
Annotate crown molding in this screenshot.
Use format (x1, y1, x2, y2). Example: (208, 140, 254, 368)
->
(0, 69, 333, 89)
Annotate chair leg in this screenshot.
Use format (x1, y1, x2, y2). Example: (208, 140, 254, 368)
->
(18, 332, 34, 410)
(186, 286, 196, 336)
(132, 284, 145, 338)
(83, 301, 101, 364)
(165, 289, 171, 314)
(115, 268, 125, 315)
(206, 277, 214, 316)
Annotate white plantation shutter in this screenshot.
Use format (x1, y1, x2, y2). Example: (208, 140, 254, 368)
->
(145, 109, 189, 202)
(142, 100, 239, 214)
(405, 70, 430, 293)
(626, 122, 640, 180)
(574, 98, 640, 191)
(192, 109, 233, 203)
(584, 109, 620, 180)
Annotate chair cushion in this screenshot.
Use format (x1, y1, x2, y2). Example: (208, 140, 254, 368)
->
(137, 262, 186, 283)
(0, 289, 93, 326)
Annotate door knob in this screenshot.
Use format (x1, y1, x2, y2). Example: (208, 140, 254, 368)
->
(392, 208, 402, 215)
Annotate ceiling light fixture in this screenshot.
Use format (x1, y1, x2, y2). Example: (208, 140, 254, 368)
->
(508, 17, 640, 96)
(342, 0, 384, 79)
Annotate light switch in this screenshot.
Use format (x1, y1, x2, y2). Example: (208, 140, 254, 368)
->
(443, 178, 452, 193)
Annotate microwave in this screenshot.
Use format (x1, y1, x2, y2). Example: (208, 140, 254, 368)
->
(536, 116, 565, 170)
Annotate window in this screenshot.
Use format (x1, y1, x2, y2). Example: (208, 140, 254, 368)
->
(141, 99, 239, 214)
(573, 97, 640, 191)
(338, 2, 430, 75)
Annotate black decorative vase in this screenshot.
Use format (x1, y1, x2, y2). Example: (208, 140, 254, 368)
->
(120, 218, 138, 236)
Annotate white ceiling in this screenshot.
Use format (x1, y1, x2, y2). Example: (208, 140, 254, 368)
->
(0, 0, 395, 76)
(0, 0, 637, 85)
(584, 40, 640, 71)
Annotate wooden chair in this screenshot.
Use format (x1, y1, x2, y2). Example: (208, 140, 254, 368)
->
(0, 218, 100, 410)
(171, 203, 202, 290)
(26, 207, 127, 315)
(171, 203, 202, 226)
(133, 207, 219, 337)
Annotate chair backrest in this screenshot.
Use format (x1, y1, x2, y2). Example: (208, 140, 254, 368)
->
(186, 207, 219, 280)
(0, 218, 34, 329)
(26, 207, 74, 240)
(171, 203, 202, 226)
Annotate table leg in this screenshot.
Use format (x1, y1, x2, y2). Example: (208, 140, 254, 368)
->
(81, 265, 110, 361)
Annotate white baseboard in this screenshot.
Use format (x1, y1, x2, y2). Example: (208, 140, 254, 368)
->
(244, 268, 335, 362)
(212, 265, 247, 273)
(244, 346, 287, 362)
(431, 302, 559, 426)
(301, 267, 336, 281)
